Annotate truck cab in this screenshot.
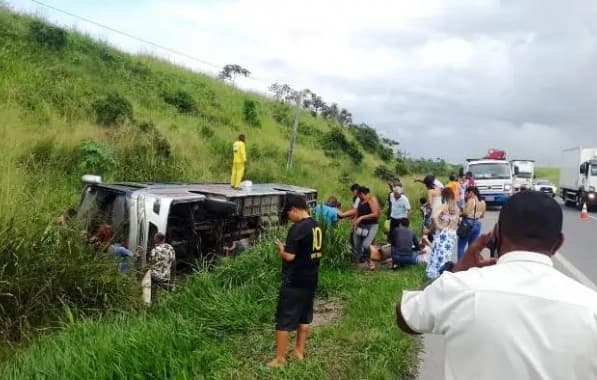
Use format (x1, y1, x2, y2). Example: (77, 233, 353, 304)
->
(465, 159, 513, 206)
(76, 176, 317, 267)
(560, 147, 597, 209)
(576, 160, 597, 207)
(510, 160, 535, 192)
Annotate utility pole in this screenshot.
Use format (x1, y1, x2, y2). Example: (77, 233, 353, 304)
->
(286, 91, 303, 170)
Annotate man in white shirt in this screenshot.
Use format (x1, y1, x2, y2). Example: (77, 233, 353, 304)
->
(396, 191, 597, 380)
(388, 186, 411, 242)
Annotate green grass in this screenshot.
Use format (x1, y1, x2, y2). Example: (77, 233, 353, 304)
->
(2, 232, 423, 379)
(535, 167, 560, 185)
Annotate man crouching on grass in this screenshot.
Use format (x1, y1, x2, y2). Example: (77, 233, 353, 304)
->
(267, 195, 323, 369)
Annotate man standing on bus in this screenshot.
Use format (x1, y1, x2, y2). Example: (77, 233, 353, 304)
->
(231, 134, 247, 189)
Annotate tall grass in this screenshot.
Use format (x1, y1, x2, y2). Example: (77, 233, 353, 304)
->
(2, 227, 421, 379)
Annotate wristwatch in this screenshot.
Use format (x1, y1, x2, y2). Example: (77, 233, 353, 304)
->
(439, 261, 455, 274)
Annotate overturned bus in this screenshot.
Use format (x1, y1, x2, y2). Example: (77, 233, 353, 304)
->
(76, 175, 317, 267)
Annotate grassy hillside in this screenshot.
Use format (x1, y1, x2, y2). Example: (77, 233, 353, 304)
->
(0, 6, 396, 209)
(0, 6, 425, 379)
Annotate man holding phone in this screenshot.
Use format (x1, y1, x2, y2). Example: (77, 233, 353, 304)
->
(395, 191, 597, 380)
(268, 195, 323, 369)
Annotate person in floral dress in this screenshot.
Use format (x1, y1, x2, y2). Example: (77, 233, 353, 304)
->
(426, 188, 460, 279)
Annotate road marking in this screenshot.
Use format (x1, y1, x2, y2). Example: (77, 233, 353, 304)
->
(590, 215, 597, 221)
(553, 253, 597, 291)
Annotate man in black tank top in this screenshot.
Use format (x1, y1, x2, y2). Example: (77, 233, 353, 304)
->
(268, 195, 323, 369)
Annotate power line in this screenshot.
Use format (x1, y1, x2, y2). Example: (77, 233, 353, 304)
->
(29, 0, 223, 71)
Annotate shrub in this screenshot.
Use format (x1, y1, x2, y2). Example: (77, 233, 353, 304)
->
(346, 141, 364, 165)
(115, 122, 182, 181)
(78, 140, 116, 176)
(161, 90, 197, 114)
(321, 128, 363, 165)
(136, 121, 171, 159)
(126, 61, 151, 77)
(92, 93, 133, 126)
(298, 121, 320, 137)
(378, 145, 395, 162)
(199, 125, 214, 139)
(348, 123, 380, 153)
(321, 128, 349, 152)
(28, 20, 67, 50)
(242, 99, 261, 127)
(374, 165, 395, 181)
(272, 102, 293, 126)
(395, 160, 411, 176)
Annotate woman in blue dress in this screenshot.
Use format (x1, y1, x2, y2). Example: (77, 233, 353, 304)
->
(426, 188, 460, 279)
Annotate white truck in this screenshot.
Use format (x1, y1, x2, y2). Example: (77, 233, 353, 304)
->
(465, 158, 513, 206)
(510, 160, 535, 192)
(560, 147, 597, 209)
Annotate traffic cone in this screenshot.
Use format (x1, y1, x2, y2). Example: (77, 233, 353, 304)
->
(581, 202, 589, 221)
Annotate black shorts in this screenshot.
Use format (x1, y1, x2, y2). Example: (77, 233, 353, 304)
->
(275, 287, 315, 331)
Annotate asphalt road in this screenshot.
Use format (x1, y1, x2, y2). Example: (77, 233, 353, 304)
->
(417, 201, 597, 380)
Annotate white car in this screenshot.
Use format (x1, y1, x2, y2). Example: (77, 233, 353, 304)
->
(533, 179, 557, 197)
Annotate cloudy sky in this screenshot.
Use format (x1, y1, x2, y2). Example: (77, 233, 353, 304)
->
(7, 0, 597, 164)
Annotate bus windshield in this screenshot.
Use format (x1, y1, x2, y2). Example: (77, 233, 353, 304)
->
(469, 163, 511, 180)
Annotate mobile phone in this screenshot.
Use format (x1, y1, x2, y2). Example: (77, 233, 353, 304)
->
(487, 232, 499, 258)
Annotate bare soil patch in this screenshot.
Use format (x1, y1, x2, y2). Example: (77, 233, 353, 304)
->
(311, 298, 342, 328)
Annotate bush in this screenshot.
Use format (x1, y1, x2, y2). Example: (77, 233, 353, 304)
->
(374, 165, 395, 181)
(92, 93, 133, 126)
(28, 20, 67, 50)
(378, 145, 395, 162)
(199, 125, 214, 138)
(348, 123, 380, 153)
(78, 140, 116, 176)
(321, 128, 364, 165)
(321, 128, 349, 152)
(161, 90, 197, 114)
(272, 102, 293, 126)
(346, 141, 364, 165)
(395, 160, 411, 176)
(115, 122, 182, 181)
(242, 99, 261, 127)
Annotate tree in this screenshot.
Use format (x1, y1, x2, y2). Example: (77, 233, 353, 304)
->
(283, 85, 298, 103)
(322, 102, 339, 121)
(218, 64, 250, 86)
(268, 83, 283, 101)
(338, 108, 352, 126)
(301, 89, 313, 110)
(381, 137, 400, 146)
(311, 94, 325, 115)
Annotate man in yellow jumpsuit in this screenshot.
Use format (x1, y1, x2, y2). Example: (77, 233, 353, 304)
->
(231, 134, 247, 189)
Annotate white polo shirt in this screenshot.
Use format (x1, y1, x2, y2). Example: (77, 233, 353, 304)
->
(401, 251, 597, 380)
(389, 194, 411, 220)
